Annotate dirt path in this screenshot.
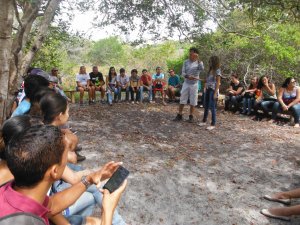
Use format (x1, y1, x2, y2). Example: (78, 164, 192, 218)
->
(69, 102, 300, 225)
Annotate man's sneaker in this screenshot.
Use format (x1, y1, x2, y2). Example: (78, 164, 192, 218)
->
(188, 115, 194, 123)
(173, 114, 183, 121)
(206, 126, 215, 130)
(76, 152, 86, 162)
(162, 101, 167, 106)
(131, 101, 135, 104)
(198, 122, 206, 126)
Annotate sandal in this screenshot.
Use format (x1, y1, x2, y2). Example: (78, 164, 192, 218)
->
(263, 195, 291, 205)
(260, 209, 291, 221)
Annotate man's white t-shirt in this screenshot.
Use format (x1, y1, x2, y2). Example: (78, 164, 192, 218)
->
(76, 73, 90, 86)
(117, 75, 130, 86)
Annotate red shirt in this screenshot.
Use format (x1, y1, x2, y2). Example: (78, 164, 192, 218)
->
(0, 181, 50, 225)
(140, 75, 152, 86)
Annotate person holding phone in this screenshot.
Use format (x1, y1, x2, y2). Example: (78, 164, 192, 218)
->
(173, 47, 204, 122)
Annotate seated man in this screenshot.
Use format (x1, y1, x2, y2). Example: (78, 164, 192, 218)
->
(116, 68, 130, 102)
(76, 66, 92, 105)
(224, 73, 244, 113)
(166, 69, 180, 102)
(49, 69, 70, 101)
(152, 66, 166, 105)
(129, 69, 140, 104)
(140, 69, 153, 103)
(0, 125, 127, 225)
(89, 66, 106, 103)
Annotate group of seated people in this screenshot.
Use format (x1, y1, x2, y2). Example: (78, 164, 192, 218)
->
(224, 73, 300, 127)
(1, 71, 129, 225)
(75, 65, 184, 106)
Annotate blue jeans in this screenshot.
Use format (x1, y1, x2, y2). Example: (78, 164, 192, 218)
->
(242, 97, 255, 114)
(272, 102, 300, 123)
(117, 87, 129, 101)
(139, 86, 152, 102)
(202, 88, 217, 126)
(107, 87, 119, 104)
(53, 163, 126, 225)
(129, 86, 140, 101)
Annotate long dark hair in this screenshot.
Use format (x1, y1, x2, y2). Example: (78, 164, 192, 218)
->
(257, 75, 268, 89)
(282, 77, 294, 88)
(108, 67, 116, 82)
(40, 92, 68, 124)
(208, 56, 220, 74)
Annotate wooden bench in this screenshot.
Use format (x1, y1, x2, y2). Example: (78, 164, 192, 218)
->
(64, 90, 78, 103)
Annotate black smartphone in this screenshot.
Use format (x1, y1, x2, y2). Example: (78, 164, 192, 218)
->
(103, 166, 129, 193)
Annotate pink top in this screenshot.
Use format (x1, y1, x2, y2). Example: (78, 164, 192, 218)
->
(0, 181, 50, 225)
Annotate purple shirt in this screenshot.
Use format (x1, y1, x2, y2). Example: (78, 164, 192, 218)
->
(0, 181, 50, 225)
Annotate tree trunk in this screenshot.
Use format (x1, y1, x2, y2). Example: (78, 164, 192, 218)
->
(0, 0, 14, 123)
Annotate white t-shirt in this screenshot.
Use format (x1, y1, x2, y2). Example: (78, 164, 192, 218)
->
(76, 73, 90, 86)
(117, 75, 130, 85)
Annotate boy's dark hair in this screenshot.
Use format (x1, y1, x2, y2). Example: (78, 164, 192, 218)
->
(40, 92, 68, 124)
(24, 75, 50, 102)
(131, 69, 137, 74)
(6, 125, 65, 187)
(120, 68, 125, 73)
(0, 116, 32, 160)
(189, 47, 199, 54)
(142, 69, 147, 73)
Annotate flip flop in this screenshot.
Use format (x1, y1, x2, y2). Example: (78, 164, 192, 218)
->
(263, 195, 291, 205)
(260, 209, 291, 221)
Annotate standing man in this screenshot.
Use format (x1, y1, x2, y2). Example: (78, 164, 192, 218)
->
(173, 47, 204, 122)
(89, 66, 106, 103)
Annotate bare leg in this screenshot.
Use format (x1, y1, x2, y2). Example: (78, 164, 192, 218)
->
(269, 205, 300, 217)
(271, 188, 300, 200)
(178, 104, 184, 115)
(190, 105, 195, 116)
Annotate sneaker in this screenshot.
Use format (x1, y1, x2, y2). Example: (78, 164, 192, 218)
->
(162, 101, 167, 106)
(131, 101, 135, 104)
(206, 126, 215, 130)
(136, 101, 139, 105)
(149, 100, 154, 104)
(188, 115, 194, 123)
(198, 122, 206, 126)
(88, 100, 93, 105)
(173, 114, 183, 121)
(76, 152, 86, 162)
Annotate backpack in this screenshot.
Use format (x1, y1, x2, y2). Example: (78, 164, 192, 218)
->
(0, 182, 46, 225)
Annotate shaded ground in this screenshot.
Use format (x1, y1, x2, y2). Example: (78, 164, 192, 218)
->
(69, 101, 300, 225)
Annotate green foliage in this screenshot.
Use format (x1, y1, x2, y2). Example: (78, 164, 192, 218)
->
(88, 37, 124, 66)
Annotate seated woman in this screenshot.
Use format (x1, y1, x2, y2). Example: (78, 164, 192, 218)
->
(106, 67, 119, 106)
(224, 73, 244, 113)
(253, 75, 277, 120)
(261, 188, 300, 221)
(40, 92, 127, 225)
(269, 77, 300, 127)
(129, 69, 140, 104)
(241, 76, 258, 116)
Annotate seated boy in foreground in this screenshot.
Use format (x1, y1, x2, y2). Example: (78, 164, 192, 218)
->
(0, 125, 127, 225)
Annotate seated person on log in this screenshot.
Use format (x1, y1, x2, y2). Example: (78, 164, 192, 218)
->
(129, 69, 140, 104)
(269, 77, 300, 127)
(224, 73, 244, 113)
(253, 75, 277, 121)
(117, 68, 130, 102)
(166, 69, 180, 102)
(241, 76, 258, 116)
(139, 69, 153, 103)
(152, 66, 166, 105)
(0, 122, 127, 225)
(89, 66, 106, 104)
(106, 67, 119, 106)
(76, 66, 92, 105)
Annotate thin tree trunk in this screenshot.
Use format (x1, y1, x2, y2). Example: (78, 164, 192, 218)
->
(0, 0, 14, 123)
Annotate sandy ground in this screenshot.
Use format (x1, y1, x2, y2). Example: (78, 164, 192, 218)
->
(69, 101, 300, 225)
